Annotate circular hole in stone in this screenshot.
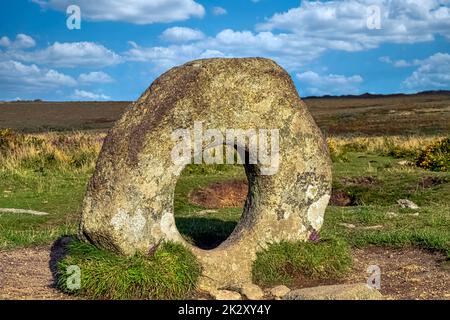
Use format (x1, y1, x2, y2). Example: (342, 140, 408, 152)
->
(174, 163, 247, 250)
(174, 148, 252, 249)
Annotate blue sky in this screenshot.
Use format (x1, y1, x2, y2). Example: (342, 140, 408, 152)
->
(0, 0, 449, 101)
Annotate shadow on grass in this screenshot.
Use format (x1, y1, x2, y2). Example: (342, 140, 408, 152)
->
(49, 236, 73, 289)
(175, 217, 237, 250)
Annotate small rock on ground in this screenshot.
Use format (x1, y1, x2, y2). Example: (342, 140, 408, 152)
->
(397, 160, 414, 166)
(397, 199, 419, 210)
(211, 290, 242, 300)
(240, 283, 264, 300)
(386, 212, 398, 218)
(339, 223, 356, 229)
(268, 285, 291, 299)
(283, 283, 383, 300)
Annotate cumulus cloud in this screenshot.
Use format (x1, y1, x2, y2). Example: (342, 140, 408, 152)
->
(7, 41, 121, 68)
(126, 29, 325, 71)
(0, 60, 76, 93)
(212, 6, 227, 16)
(296, 71, 363, 96)
(403, 52, 450, 89)
(0, 34, 36, 49)
(32, 0, 205, 24)
(123, 0, 450, 74)
(257, 0, 450, 51)
(71, 89, 110, 100)
(379, 56, 420, 67)
(78, 71, 114, 83)
(160, 27, 205, 42)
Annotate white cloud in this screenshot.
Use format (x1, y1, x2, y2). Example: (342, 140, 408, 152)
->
(78, 71, 114, 83)
(7, 41, 121, 68)
(258, 0, 450, 51)
(403, 52, 450, 89)
(212, 6, 227, 16)
(379, 56, 420, 67)
(71, 89, 110, 100)
(160, 27, 205, 42)
(0, 60, 76, 93)
(126, 29, 325, 72)
(0, 34, 36, 49)
(123, 0, 450, 75)
(296, 71, 363, 96)
(33, 0, 205, 24)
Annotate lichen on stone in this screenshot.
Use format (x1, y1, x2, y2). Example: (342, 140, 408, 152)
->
(79, 57, 332, 289)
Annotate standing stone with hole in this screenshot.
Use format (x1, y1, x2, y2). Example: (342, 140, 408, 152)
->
(79, 58, 332, 290)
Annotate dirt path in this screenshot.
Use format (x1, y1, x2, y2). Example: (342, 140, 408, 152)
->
(345, 246, 450, 300)
(0, 245, 448, 300)
(0, 245, 72, 300)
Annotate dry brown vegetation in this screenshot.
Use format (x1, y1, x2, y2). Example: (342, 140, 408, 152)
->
(307, 92, 450, 135)
(0, 101, 128, 132)
(1, 92, 449, 135)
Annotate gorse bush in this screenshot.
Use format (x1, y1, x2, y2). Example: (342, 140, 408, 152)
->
(57, 239, 202, 300)
(327, 139, 349, 163)
(416, 137, 450, 172)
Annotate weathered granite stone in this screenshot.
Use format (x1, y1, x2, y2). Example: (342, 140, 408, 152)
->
(211, 290, 242, 300)
(79, 57, 332, 289)
(283, 283, 383, 300)
(268, 285, 291, 299)
(239, 283, 264, 300)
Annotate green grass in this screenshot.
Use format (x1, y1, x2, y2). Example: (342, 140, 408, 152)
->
(252, 237, 352, 286)
(1, 134, 449, 297)
(0, 169, 87, 249)
(57, 239, 201, 300)
(351, 230, 450, 256)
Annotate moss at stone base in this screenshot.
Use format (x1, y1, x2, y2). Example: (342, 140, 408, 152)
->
(57, 239, 201, 300)
(252, 237, 352, 287)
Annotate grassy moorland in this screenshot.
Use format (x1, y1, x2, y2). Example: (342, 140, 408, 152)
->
(0, 92, 449, 298)
(1, 91, 449, 135)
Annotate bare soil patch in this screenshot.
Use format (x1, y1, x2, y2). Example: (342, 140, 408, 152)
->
(346, 246, 450, 300)
(0, 245, 72, 300)
(329, 190, 355, 206)
(341, 176, 379, 186)
(188, 180, 248, 208)
(287, 246, 450, 300)
(418, 176, 448, 189)
(189, 180, 359, 208)
(0, 245, 448, 299)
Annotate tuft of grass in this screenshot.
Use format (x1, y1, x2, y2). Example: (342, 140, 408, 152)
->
(327, 135, 445, 163)
(0, 130, 103, 173)
(252, 237, 352, 287)
(0, 224, 75, 250)
(57, 239, 202, 300)
(350, 229, 450, 258)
